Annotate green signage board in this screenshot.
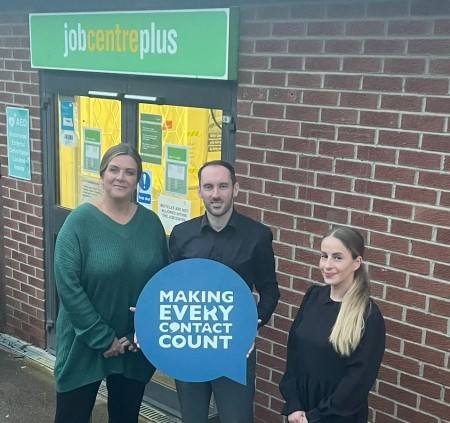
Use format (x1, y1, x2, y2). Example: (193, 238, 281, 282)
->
(29, 9, 239, 80)
(6, 107, 31, 180)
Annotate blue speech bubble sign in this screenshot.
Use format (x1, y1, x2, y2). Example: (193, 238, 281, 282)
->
(135, 258, 258, 385)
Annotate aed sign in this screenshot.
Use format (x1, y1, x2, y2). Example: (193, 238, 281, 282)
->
(29, 9, 239, 80)
(135, 259, 258, 385)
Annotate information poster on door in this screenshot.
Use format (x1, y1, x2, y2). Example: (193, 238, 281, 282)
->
(59, 96, 77, 147)
(140, 113, 162, 165)
(165, 144, 188, 196)
(6, 106, 31, 181)
(83, 127, 102, 172)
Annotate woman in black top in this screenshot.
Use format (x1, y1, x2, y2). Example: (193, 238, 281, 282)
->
(280, 227, 385, 423)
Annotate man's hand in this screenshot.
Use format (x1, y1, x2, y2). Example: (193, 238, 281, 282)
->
(247, 319, 262, 357)
(129, 307, 141, 349)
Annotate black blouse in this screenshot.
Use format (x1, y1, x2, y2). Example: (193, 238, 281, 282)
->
(280, 285, 385, 423)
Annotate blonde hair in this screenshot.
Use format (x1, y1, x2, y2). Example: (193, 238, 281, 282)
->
(326, 227, 371, 357)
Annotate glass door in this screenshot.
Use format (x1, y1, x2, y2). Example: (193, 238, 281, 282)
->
(41, 70, 236, 421)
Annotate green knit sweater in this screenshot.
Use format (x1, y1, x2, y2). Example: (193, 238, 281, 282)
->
(54, 203, 169, 393)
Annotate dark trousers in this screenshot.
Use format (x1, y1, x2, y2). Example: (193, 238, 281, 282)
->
(175, 350, 256, 423)
(54, 374, 146, 423)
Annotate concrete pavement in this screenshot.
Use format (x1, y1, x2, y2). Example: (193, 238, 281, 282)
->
(0, 334, 180, 423)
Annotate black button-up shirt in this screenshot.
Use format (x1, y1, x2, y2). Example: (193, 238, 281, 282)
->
(169, 210, 280, 326)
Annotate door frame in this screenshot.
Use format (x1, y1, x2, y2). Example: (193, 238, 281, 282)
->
(40, 69, 237, 419)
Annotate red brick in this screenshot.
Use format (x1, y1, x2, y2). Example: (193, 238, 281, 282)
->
(397, 404, 441, 423)
(416, 205, 450, 225)
(340, 92, 378, 109)
(288, 39, 323, 54)
(254, 71, 287, 87)
(367, 1, 409, 17)
(388, 19, 433, 35)
(401, 114, 445, 132)
(301, 123, 336, 140)
(441, 191, 450, 207)
(283, 137, 316, 154)
(365, 39, 406, 54)
(405, 77, 449, 95)
(404, 342, 446, 367)
(375, 165, 415, 184)
(406, 309, 448, 334)
(360, 111, 399, 128)
(363, 76, 403, 92)
(291, 3, 326, 19)
(324, 74, 361, 90)
(399, 150, 442, 169)
(281, 168, 313, 186)
(336, 159, 372, 177)
(425, 331, 450, 352)
(319, 140, 354, 158)
(272, 22, 306, 36)
(248, 162, 279, 181)
(338, 127, 376, 144)
(436, 227, 450, 244)
(252, 103, 284, 119)
(357, 146, 396, 164)
(317, 173, 352, 192)
(408, 39, 450, 55)
(354, 179, 392, 198)
(304, 56, 341, 72)
(307, 21, 345, 36)
(265, 181, 296, 199)
(256, 5, 289, 19)
(334, 193, 372, 210)
(351, 209, 388, 232)
(249, 133, 282, 150)
(378, 381, 418, 408)
(420, 397, 450, 423)
(239, 54, 269, 70)
(411, 0, 450, 16)
(381, 94, 423, 112)
(373, 199, 413, 219)
(255, 39, 287, 53)
(386, 286, 427, 310)
(237, 116, 267, 133)
(429, 298, 450, 318)
(271, 55, 303, 71)
(268, 88, 300, 104)
(391, 219, 433, 240)
(390, 253, 430, 275)
(419, 170, 450, 190)
(327, 3, 366, 18)
(384, 351, 422, 377)
(371, 233, 409, 255)
(285, 105, 319, 122)
(426, 96, 450, 115)
(239, 86, 268, 101)
(313, 205, 348, 224)
(267, 119, 300, 136)
(423, 133, 450, 152)
(342, 57, 382, 73)
(395, 186, 437, 205)
(429, 58, 450, 75)
(303, 90, 339, 106)
(287, 73, 322, 88)
(321, 108, 358, 124)
(324, 39, 362, 54)
(346, 20, 385, 36)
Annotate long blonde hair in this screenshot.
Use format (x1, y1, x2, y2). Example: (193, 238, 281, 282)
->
(326, 227, 371, 357)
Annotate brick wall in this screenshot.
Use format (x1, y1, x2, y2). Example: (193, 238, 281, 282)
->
(237, 1, 449, 422)
(0, 11, 45, 347)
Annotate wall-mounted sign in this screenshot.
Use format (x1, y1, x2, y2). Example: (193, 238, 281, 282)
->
(29, 8, 239, 80)
(6, 107, 31, 181)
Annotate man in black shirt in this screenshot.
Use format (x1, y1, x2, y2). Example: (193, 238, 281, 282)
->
(169, 160, 280, 423)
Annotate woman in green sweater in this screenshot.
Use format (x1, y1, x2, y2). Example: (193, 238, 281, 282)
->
(53, 144, 169, 423)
